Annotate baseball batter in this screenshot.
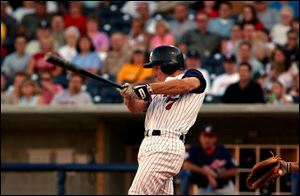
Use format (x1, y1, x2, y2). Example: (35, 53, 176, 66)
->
(119, 45, 207, 195)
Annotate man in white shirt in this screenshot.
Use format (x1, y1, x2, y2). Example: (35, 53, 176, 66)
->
(211, 55, 239, 96)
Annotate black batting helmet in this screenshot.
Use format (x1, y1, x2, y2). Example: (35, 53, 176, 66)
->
(143, 45, 185, 75)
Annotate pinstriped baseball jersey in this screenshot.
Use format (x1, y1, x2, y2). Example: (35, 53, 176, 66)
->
(145, 70, 206, 135)
(128, 69, 206, 195)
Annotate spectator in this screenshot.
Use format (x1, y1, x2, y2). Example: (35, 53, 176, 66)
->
(291, 18, 299, 33)
(267, 80, 293, 105)
(185, 49, 210, 93)
(102, 32, 132, 77)
(26, 36, 62, 77)
(266, 47, 299, 90)
(63, 1, 86, 35)
(86, 14, 110, 54)
(237, 41, 264, 76)
(197, 1, 218, 18)
(117, 48, 153, 85)
(18, 78, 44, 106)
(134, 2, 157, 34)
(121, 1, 157, 18)
(58, 26, 80, 62)
(271, 6, 294, 46)
(283, 29, 299, 63)
(239, 4, 264, 30)
(13, 1, 35, 23)
(71, 35, 102, 74)
(221, 23, 242, 58)
(289, 74, 299, 103)
(1, 35, 31, 82)
(1, 72, 15, 104)
(168, 3, 197, 42)
(208, 2, 234, 39)
(183, 125, 237, 195)
(51, 73, 93, 105)
(269, 1, 299, 18)
(1, 1, 18, 50)
(222, 62, 265, 103)
(51, 14, 65, 49)
(150, 20, 175, 50)
(21, 1, 51, 39)
(39, 72, 63, 104)
(25, 20, 51, 55)
(179, 12, 221, 57)
(128, 17, 152, 51)
(211, 55, 240, 96)
(5, 72, 27, 103)
(254, 1, 280, 30)
(256, 28, 276, 62)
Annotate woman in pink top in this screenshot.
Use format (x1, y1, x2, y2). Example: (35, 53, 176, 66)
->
(150, 20, 175, 50)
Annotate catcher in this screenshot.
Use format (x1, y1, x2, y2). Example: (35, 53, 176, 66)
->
(247, 153, 299, 190)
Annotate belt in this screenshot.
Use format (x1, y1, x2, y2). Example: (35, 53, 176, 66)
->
(144, 129, 185, 142)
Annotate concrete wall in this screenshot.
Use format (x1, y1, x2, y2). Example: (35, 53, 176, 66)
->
(1, 104, 299, 195)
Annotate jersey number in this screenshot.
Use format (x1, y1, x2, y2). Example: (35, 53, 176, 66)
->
(165, 96, 180, 110)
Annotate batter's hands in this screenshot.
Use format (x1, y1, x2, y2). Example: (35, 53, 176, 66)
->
(119, 83, 136, 98)
(133, 84, 152, 101)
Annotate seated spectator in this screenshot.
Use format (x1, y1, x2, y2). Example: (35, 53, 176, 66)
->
(150, 20, 175, 50)
(58, 26, 80, 62)
(291, 18, 299, 33)
(21, 1, 51, 39)
(185, 49, 210, 93)
(237, 41, 264, 76)
(168, 3, 196, 42)
(241, 23, 267, 62)
(271, 6, 294, 46)
(63, 1, 87, 35)
(102, 32, 132, 77)
(117, 48, 153, 85)
(51, 14, 66, 49)
(211, 55, 240, 96)
(266, 47, 299, 90)
(221, 23, 242, 58)
(5, 72, 27, 103)
(25, 20, 51, 55)
(18, 78, 44, 106)
(256, 28, 276, 63)
(26, 36, 62, 77)
(128, 17, 152, 51)
(179, 12, 221, 57)
(51, 73, 93, 105)
(269, 1, 299, 18)
(39, 72, 63, 104)
(1, 72, 15, 104)
(267, 80, 293, 105)
(86, 14, 110, 55)
(239, 5, 264, 30)
(222, 62, 265, 103)
(1, 1, 17, 49)
(283, 29, 299, 63)
(254, 1, 280, 30)
(197, 1, 218, 19)
(71, 35, 102, 74)
(288, 74, 299, 103)
(183, 125, 237, 195)
(208, 2, 234, 39)
(1, 34, 31, 83)
(13, 1, 35, 23)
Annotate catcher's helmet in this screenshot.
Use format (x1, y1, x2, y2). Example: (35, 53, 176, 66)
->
(144, 45, 185, 75)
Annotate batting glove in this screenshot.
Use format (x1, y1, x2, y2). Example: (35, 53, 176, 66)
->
(133, 84, 152, 101)
(279, 160, 292, 176)
(119, 83, 135, 98)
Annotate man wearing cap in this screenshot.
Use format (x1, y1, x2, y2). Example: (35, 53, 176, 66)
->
(211, 55, 240, 97)
(185, 49, 210, 93)
(183, 125, 237, 195)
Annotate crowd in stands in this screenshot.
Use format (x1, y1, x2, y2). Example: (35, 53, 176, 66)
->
(1, 1, 299, 105)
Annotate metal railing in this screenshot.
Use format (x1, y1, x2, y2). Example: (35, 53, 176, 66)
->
(1, 163, 138, 195)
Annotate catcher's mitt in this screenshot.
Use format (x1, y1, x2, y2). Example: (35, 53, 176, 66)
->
(246, 152, 285, 190)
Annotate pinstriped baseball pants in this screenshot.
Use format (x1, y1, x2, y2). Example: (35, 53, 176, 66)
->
(128, 135, 185, 195)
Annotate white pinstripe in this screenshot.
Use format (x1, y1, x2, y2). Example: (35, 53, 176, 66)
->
(129, 73, 205, 195)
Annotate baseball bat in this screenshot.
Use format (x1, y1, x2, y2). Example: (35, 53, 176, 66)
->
(44, 53, 124, 89)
